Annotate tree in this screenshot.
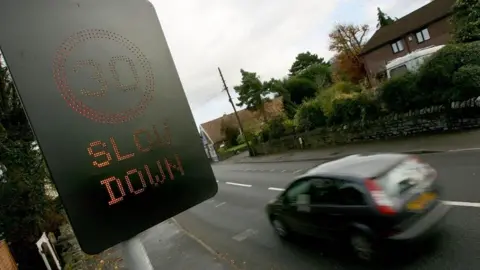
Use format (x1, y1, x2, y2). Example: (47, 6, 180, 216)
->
(451, 0, 480, 43)
(1, 60, 63, 269)
(376, 7, 395, 29)
(289, 52, 327, 77)
(234, 69, 271, 122)
(329, 24, 370, 84)
(263, 78, 297, 119)
(296, 63, 333, 89)
(332, 51, 367, 84)
(329, 24, 369, 59)
(284, 77, 317, 105)
(263, 78, 287, 97)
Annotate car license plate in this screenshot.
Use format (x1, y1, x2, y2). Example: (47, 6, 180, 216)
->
(407, 192, 437, 210)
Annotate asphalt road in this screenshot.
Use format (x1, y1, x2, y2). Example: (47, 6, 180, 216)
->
(174, 151, 480, 270)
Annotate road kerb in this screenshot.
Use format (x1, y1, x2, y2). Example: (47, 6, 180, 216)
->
(234, 149, 444, 164)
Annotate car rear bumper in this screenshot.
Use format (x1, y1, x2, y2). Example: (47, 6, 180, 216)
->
(387, 201, 451, 242)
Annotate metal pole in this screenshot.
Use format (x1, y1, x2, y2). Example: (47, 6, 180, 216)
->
(121, 236, 153, 270)
(217, 67, 256, 157)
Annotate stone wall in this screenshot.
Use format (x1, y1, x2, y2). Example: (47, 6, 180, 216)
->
(254, 99, 480, 155)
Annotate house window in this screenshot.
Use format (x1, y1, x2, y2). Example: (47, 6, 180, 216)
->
(416, 28, 431, 43)
(391, 40, 405, 54)
(389, 65, 408, 78)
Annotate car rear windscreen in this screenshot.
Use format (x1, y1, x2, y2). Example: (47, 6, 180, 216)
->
(376, 158, 435, 197)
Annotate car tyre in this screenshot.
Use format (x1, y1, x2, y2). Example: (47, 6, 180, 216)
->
(271, 217, 290, 239)
(350, 232, 375, 262)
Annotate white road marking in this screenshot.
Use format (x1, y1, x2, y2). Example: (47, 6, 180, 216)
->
(232, 229, 258, 242)
(225, 182, 252, 187)
(281, 170, 287, 173)
(215, 202, 226, 208)
(443, 200, 480, 208)
(448, 147, 480, 152)
(270, 169, 275, 172)
(293, 169, 303, 174)
(268, 187, 285, 191)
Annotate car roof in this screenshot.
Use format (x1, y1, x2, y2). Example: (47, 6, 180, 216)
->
(302, 153, 409, 181)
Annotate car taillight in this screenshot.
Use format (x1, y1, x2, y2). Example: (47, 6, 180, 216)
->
(365, 179, 396, 215)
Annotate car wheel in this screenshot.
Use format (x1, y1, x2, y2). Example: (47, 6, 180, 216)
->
(271, 217, 289, 238)
(350, 233, 375, 262)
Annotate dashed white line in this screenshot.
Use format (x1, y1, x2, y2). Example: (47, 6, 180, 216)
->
(232, 229, 258, 242)
(215, 202, 226, 208)
(281, 170, 287, 173)
(268, 187, 285, 191)
(443, 201, 480, 208)
(220, 180, 480, 209)
(448, 147, 480, 152)
(225, 182, 252, 187)
(263, 189, 480, 208)
(293, 169, 303, 174)
(270, 169, 275, 172)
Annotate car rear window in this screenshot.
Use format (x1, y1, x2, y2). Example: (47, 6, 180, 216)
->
(375, 158, 433, 197)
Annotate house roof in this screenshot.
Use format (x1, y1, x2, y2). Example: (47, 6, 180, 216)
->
(200, 97, 284, 144)
(361, 0, 456, 55)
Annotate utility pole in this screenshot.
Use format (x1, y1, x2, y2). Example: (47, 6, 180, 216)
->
(218, 67, 255, 157)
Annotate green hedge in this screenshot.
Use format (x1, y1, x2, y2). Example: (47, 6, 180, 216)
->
(329, 93, 381, 124)
(377, 41, 480, 112)
(452, 65, 480, 100)
(416, 41, 480, 104)
(319, 81, 362, 116)
(378, 72, 422, 113)
(294, 98, 326, 132)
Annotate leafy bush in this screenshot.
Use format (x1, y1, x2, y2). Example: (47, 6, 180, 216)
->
(452, 65, 480, 100)
(282, 118, 295, 135)
(259, 115, 295, 140)
(451, 0, 480, 44)
(318, 81, 362, 116)
(378, 72, 422, 113)
(236, 133, 245, 145)
(294, 98, 326, 132)
(220, 119, 240, 147)
(417, 41, 480, 104)
(329, 93, 381, 124)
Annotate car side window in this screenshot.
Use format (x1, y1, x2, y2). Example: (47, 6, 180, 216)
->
(285, 180, 311, 204)
(338, 186, 366, 206)
(310, 178, 340, 205)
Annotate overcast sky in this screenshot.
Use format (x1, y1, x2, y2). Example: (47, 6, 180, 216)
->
(151, 0, 431, 127)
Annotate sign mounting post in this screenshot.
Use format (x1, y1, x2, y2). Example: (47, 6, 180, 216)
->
(0, 0, 217, 263)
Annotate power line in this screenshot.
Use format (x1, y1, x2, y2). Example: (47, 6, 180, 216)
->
(190, 91, 224, 110)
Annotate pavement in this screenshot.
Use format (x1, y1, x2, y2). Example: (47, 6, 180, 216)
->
(223, 130, 480, 164)
(173, 150, 480, 270)
(94, 220, 236, 270)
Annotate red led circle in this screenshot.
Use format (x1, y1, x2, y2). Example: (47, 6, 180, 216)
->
(52, 29, 154, 124)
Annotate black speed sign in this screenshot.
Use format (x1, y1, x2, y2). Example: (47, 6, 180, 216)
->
(0, 0, 217, 254)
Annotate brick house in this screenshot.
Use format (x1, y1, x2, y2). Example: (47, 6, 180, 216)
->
(199, 97, 284, 148)
(361, 0, 456, 78)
